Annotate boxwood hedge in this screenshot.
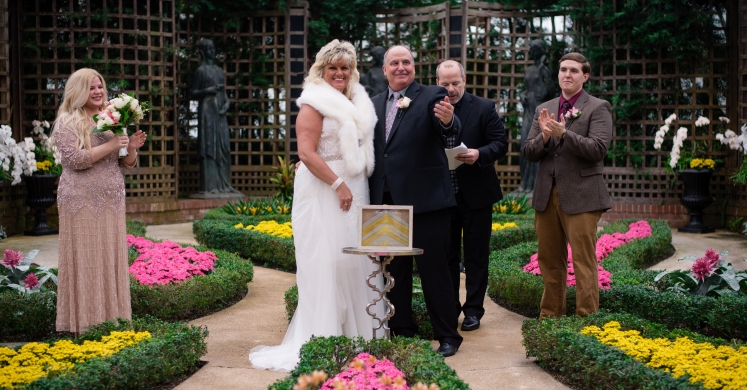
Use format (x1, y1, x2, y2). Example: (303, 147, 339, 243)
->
(269, 335, 469, 390)
(284, 279, 434, 340)
(193, 219, 295, 271)
(522, 311, 744, 389)
(201, 208, 291, 224)
(489, 219, 747, 339)
(25, 316, 208, 389)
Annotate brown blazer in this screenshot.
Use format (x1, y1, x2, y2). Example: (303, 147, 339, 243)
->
(522, 90, 613, 214)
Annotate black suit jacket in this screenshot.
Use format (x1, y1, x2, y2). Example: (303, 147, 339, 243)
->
(369, 81, 459, 213)
(453, 92, 508, 209)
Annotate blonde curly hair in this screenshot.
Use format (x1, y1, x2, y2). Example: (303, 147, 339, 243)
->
(54, 68, 108, 150)
(304, 40, 360, 99)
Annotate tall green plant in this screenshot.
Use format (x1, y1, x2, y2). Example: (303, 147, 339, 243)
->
(269, 156, 295, 202)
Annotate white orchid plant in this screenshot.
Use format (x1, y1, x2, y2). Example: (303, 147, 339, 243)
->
(0, 125, 37, 185)
(653, 114, 716, 171)
(714, 118, 747, 185)
(30, 120, 61, 175)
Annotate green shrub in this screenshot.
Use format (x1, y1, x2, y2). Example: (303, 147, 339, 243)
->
(125, 218, 147, 237)
(201, 207, 291, 224)
(269, 336, 469, 390)
(130, 247, 254, 321)
(0, 290, 57, 341)
(26, 316, 208, 389)
(600, 284, 747, 340)
(522, 311, 742, 390)
(193, 219, 295, 271)
(284, 280, 434, 340)
(491, 212, 534, 222)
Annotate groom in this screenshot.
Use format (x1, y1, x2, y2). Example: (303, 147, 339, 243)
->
(369, 45, 463, 357)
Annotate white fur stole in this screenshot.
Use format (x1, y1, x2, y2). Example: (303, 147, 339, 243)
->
(295, 81, 376, 177)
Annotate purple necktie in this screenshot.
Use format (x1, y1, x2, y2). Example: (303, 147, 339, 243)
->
(385, 92, 400, 142)
(560, 100, 571, 118)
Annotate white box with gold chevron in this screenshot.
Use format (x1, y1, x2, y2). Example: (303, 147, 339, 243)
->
(358, 205, 413, 250)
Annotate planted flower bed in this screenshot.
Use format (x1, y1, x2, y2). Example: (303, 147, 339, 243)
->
(489, 219, 747, 339)
(269, 336, 469, 390)
(1, 316, 207, 389)
(193, 219, 295, 271)
(0, 235, 253, 341)
(128, 236, 254, 321)
(522, 311, 746, 390)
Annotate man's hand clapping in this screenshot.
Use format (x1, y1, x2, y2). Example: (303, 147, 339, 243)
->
(434, 96, 453, 126)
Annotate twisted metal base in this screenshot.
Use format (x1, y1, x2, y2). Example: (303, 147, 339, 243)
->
(365, 255, 395, 340)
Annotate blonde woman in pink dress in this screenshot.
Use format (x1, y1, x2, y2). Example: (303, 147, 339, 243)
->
(53, 68, 146, 334)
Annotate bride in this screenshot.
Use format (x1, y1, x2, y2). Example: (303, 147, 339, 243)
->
(249, 40, 383, 372)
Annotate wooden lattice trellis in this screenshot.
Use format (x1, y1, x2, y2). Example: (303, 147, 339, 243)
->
(18, 0, 177, 202)
(175, 2, 308, 197)
(452, 1, 574, 194)
(581, 1, 731, 206)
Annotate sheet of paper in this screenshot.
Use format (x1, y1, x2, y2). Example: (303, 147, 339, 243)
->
(445, 142, 468, 170)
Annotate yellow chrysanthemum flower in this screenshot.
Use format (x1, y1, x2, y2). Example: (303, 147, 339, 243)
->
(581, 321, 747, 389)
(492, 222, 518, 231)
(0, 331, 150, 388)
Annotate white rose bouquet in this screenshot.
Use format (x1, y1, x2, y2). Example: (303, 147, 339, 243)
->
(93, 93, 151, 157)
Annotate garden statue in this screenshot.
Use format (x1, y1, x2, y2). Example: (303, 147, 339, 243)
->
(190, 39, 241, 198)
(517, 39, 556, 196)
(361, 46, 388, 97)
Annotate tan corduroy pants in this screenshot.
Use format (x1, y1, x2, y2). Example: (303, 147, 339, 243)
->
(535, 185, 602, 318)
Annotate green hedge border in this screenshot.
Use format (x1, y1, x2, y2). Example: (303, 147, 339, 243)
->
(202, 208, 291, 224)
(0, 244, 253, 341)
(24, 316, 207, 389)
(284, 280, 434, 340)
(522, 311, 744, 390)
(269, 336, 469, 390)
(488, 219, 747, 339)
(193, 219, 295, 271)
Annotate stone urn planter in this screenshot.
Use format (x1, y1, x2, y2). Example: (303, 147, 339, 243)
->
(23, 174, 59, 236)
(677, 169, 715, 233)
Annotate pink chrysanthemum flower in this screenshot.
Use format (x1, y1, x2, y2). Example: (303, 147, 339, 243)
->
(23, 273, 39, 289)
(2, 249, 23, 269)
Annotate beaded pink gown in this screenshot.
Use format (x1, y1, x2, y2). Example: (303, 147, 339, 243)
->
(54, 120, 136, 334)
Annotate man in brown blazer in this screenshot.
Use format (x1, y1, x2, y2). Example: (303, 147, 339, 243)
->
(522, 52, 612, 318)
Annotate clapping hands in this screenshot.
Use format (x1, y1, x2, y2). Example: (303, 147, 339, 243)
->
(538, 109, 566, 143)
(128, 130, 147, 152)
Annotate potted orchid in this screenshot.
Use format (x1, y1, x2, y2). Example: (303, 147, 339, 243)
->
(23, 119, 61, 236)
(653, 114, 722, 233)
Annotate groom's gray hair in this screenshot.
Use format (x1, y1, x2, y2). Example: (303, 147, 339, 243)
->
(383, 45, 415, 64)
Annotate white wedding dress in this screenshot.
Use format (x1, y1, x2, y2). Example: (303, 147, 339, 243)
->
(249, 81, 383, 372)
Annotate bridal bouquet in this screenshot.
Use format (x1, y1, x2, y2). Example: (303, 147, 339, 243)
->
(93, 93, 151, 157)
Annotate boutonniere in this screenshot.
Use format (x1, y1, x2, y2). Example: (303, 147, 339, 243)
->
(564, 107, 581, 120)
(396, 96, 411, 117)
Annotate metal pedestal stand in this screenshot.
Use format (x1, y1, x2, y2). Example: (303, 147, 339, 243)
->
(342, 247, 423, 340)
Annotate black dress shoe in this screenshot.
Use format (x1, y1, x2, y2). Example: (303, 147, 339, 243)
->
(436, 342, 458, 357)
(461, 315, 480, 331)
